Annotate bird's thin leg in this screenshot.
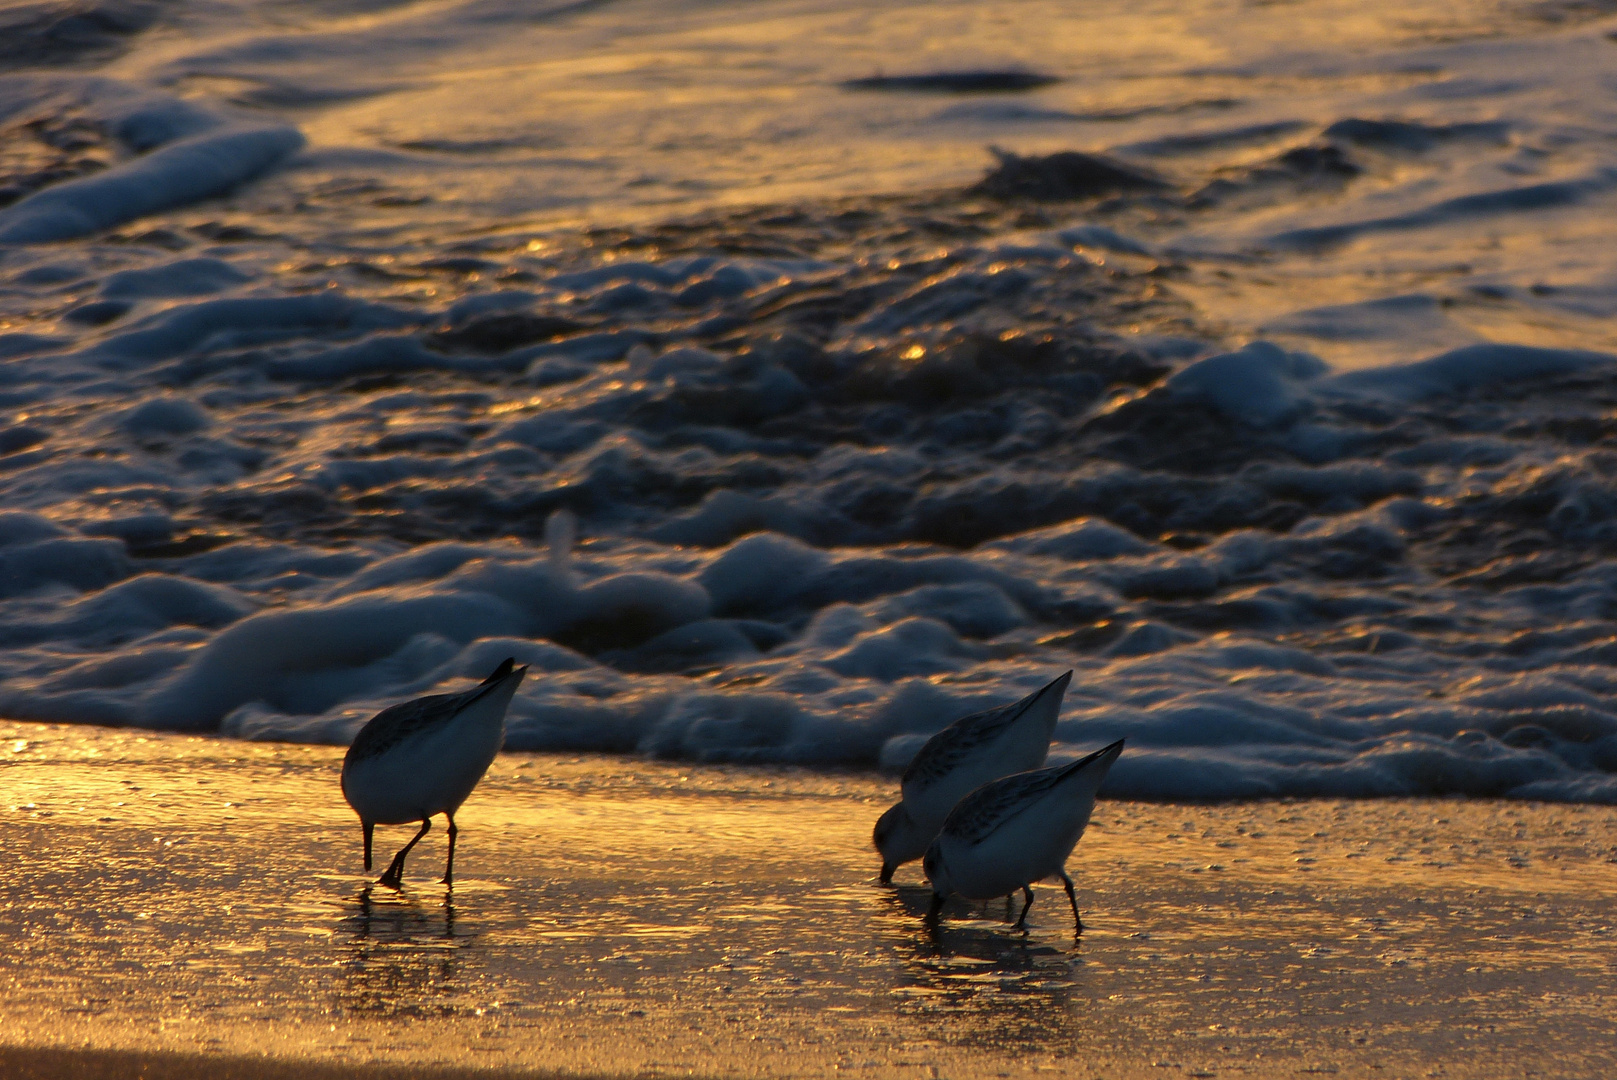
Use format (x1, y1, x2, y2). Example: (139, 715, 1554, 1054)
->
(378, 819, 432, 888)
(923, 897, 948, 950)
(362, 821, 374, 872)
(1014, 885, 1035, 929)
(1004, 894, 1013, 921)
(1059, 870, 1083, 936)
(441, 814, 458, 886)
(356, 886, 374, 937)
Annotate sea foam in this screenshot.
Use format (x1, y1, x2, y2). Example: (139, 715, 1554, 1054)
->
(0, 114, 303, 242)
(5, 11, 1617, 803)
(4, 251, 1616, 808)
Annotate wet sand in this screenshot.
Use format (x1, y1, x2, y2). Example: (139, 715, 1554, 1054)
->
(0, 722, 1614, 1079)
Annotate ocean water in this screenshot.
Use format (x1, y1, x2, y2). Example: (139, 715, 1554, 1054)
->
(5, 0, 1617, 801)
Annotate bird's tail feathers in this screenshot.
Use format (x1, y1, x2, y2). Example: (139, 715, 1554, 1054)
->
(1056, 737, 1125, 779)
(1002, 668, 1074, 730)
(1041, 668, 1074, 705)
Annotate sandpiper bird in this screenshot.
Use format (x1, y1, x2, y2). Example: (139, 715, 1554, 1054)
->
(923, 737, 1124, 933)
(341, 658, 527, 888)
(873, 671, 1071, 884)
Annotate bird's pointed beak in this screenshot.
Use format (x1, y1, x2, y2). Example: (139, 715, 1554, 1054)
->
(879, 862, 895, 885)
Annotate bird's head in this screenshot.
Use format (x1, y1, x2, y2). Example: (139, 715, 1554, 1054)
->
(873, 803, 905, 852)
(874, 802, 927, 880)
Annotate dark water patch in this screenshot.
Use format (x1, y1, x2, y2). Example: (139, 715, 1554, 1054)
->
(1123, 119, 1313, 157)
(1266, 176, 1597, 251)
(930, 102, 1090, 124)
(1066, 97, 1243, 123)
(396, 133, 568, 154)
(0, 0, 163, 68)
(126, 531, 237, 558)
(0, 426, 49, 455)
(427, 312, 593, 353)
(1526, 0, 1617, 24)
(1323, 117, 1511, 152)
(189, 220, 280, 244)
(228, 79, 404, 111)
(62, 299, 131, 326)
(415, 256, 499, 276)
(0, 109, 114, 208)
(970, 148, 1167, 202)
(1276, 145, 1361, 178)
(1189, 143, 1361, 210)
(843, 70, 1061, 94)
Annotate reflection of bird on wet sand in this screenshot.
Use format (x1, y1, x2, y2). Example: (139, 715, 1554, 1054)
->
(880, 886, 1085, 1052)
(336, 887, 468, 1018)
(341, 658, 527, 887)
(344, 885, 459, 943)
(874, 672, 1072, 884)
(924, 738, 1124, 935)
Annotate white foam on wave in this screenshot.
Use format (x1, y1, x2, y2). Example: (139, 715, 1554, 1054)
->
(3, 203, 1615, 802)
(0, 125, 303, 243)
(0, 79, 303, 243)
(1159, 339, 1617, 430)
(4, 482, 1617, 803)
(1326, 343, 1615, 401)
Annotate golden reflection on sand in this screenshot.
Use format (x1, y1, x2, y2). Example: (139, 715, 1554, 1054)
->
(0, 721, 1614, 1078)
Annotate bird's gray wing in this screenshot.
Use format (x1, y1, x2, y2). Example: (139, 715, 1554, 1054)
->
(901, 698, 1025, 789)
(345, 687, 474, 764)
(942, 766, 1068, 845)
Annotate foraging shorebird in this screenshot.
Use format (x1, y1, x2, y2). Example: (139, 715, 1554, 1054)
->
(341, 658, 527, 888)
(873, 671, 1071, 884)
(923, 738, 1124, 933)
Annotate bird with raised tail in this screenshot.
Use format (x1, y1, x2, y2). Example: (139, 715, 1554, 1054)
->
(923, 737, 1124, 933)
(341, 658, 527, 888)
(873, 671, 1072, 884)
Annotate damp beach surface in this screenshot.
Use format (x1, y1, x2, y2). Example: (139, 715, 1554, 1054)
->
(0, 722, 1613, 1079)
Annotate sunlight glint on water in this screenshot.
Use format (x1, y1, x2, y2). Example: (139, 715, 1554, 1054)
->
(2, 0, 1617, 801)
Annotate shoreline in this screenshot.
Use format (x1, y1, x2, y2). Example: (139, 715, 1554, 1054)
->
(2, 720, 1615, 1078)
